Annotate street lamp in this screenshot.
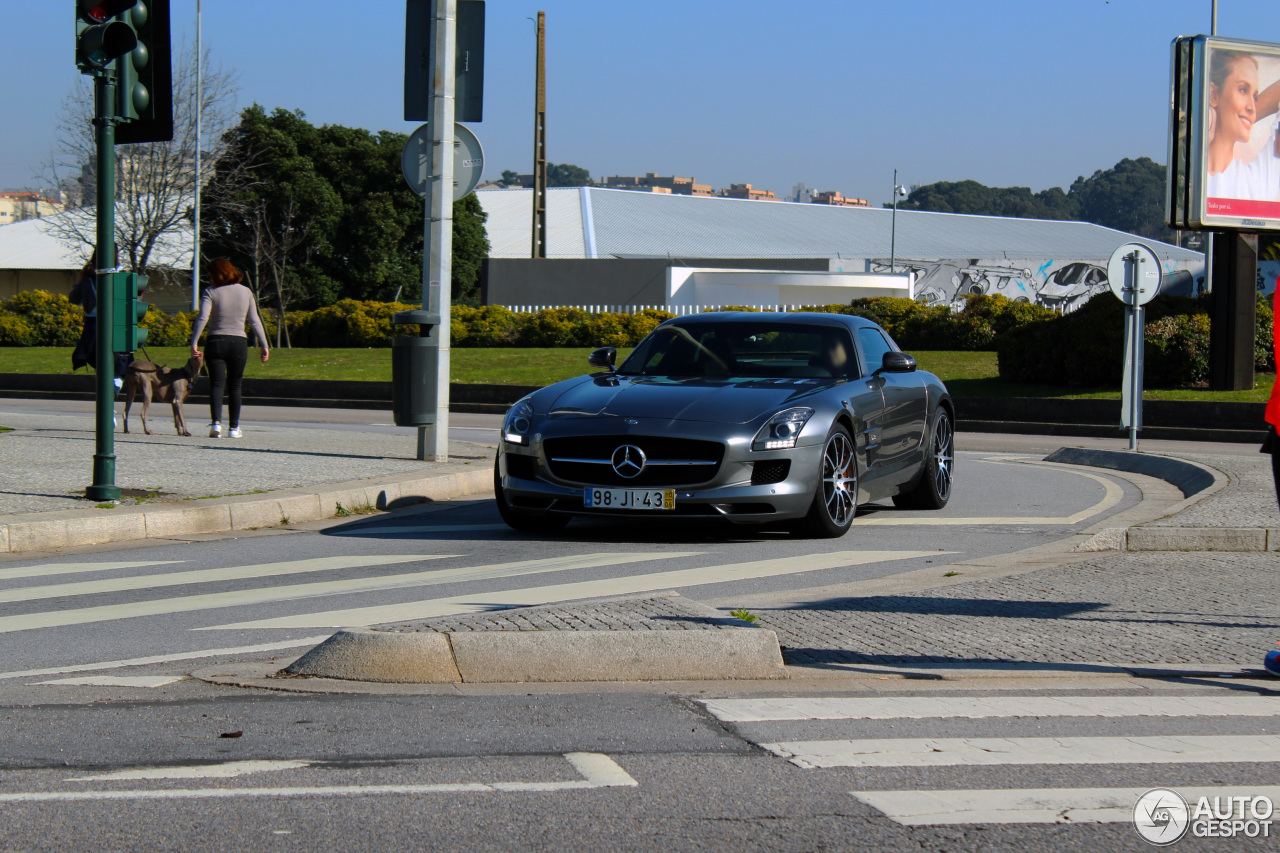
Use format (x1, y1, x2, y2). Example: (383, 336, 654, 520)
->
(889, 168, 907, 274)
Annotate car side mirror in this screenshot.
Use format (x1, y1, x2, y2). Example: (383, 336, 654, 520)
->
(876, 351, 917, 374)
(588, 346, 617, 371)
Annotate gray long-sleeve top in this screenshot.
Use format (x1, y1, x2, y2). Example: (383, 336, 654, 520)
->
(190, 283, 269, 348)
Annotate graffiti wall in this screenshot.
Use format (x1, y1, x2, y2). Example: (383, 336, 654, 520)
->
(862, 257, 1206, 312)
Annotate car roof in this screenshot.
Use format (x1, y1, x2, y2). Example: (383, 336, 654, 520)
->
(661, 311, 877, 331)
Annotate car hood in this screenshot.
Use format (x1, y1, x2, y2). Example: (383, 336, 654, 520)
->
(544, 375, 841, 425)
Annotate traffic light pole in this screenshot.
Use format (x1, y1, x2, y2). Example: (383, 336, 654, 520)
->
(87, 68, 121, 502)
(417, 0, 455, 462)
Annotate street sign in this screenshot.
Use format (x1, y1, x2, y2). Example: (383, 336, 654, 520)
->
(1107, 242, 1163, 306)
(1107, 242, 1163, 450)
(400, 121, 484, 201)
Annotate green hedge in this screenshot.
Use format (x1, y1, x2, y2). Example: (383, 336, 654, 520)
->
(997, 291, 1275, 388)
(5, 290, 1274, 392)
(0, 291, 84, 346)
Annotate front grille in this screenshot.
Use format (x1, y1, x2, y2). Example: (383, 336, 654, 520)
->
(543, 434, 724, 487)
(751, 460, 791, 486)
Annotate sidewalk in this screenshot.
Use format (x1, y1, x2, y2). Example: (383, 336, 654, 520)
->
(0, 410, 495, 553)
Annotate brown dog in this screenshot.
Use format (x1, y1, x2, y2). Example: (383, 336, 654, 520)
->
(123, 356, 203, 436)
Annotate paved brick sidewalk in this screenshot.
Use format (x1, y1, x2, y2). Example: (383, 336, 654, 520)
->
(755, 551, 1278, 667)
(378, 593, 752, 634)
(0, 411, 492, 515)
(1145, 450, 1280, 529)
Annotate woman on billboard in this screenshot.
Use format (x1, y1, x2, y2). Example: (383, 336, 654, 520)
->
(1206, 49, 1280, 200)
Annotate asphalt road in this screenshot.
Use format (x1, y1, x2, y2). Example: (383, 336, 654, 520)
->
(0, 403, 1271, 852)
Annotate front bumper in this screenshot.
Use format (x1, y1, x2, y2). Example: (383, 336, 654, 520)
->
(498, 417, 822, 523)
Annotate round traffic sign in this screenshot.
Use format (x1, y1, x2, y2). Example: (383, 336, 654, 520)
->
(1107, 242, 1163, 306)
(401, 122, 485, 201)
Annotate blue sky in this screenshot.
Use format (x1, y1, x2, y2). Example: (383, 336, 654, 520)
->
(5, 0, 1275, 204)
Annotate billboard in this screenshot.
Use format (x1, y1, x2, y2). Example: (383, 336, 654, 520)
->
(1167, 35, 1280, 232)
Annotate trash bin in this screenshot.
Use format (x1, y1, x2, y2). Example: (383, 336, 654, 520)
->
(390, 310, 441, 427)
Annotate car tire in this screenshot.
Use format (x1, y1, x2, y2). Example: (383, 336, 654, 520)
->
(796, 423, 858, 539)
(892, 406, 954, 510)
(494, 457, 570, 532)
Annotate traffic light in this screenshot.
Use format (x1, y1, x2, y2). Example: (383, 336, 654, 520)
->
(76, 1, 137, 72)
(111, 272, 149, 352)
(115, 1, 172, 144)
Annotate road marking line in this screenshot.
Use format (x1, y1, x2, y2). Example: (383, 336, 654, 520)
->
(68, 760, 312, 782)
(328, 524, 509, 536)
(851, 462, 1123, 526)
(703, 694, 1280, 723)
(852, 786, 1280, 826)
(38, 675, 186, 689)
(204, 550, 940, 630)
(0, 552, 695, 635)
(0, 561, 183, 582)
(0, 753, 635, 803)
(0, 556, 446, 605)
(763, 735, 1280, 769)
(0, 637, 333, 682)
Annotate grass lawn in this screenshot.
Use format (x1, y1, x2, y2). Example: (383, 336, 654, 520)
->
(0, 346, 630, 387)
(1, 346, 1274, 402)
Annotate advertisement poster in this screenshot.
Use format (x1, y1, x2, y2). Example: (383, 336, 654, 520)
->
(1177, 36, 1280, 231)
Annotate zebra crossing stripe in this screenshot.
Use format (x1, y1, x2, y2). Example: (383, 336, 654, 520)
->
(852, 786, 1280, 826)
(703, 695, 1280, 723)
(763, 735, 1280, 770)
(0, 552, 692, 635)
(202, 550, 938, 631)
(0, 555, 444, 605)
(0, 560, 183, 582)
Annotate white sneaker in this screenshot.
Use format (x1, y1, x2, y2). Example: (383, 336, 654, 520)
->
(208, 422, 221, 438)
(113, 377, 123, 392)
(228, 427, 243, 439)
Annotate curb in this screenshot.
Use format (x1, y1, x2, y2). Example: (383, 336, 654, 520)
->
(1043, 447, 1219, 498)
(1079, 525, 1280, 552)
(0, 464, 493, 554)
(281, 626, 787, 684)
(1047, 448, 1278, 552)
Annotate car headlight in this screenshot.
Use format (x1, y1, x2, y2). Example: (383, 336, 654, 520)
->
(752, 407, 814, 451)
(503, 398, 535, 445)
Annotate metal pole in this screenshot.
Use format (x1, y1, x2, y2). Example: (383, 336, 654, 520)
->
(889, 168, 898, 274)
(1204, 0, 1217, 303)
(87, 70, 121, 501)
(417, 0, 455, 462)
(531, 11, 547, 259)
(192, 0, 202, 310)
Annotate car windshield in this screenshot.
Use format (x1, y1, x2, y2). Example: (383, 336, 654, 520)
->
(618, 321, 855, 379)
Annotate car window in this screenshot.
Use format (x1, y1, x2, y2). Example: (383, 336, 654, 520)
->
(619, 322, 856, 379)
(857, 328, 895, 376)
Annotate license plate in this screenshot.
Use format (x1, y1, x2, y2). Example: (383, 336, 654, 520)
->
(583, 488, 675, 510)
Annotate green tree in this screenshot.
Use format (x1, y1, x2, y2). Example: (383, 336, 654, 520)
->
(1068, 157, 1173, 241)
(500, 169, 520, 186)
(896, 157, 1173, 240)
(204, 106, 490, 310)
(546, 162, 592, 187)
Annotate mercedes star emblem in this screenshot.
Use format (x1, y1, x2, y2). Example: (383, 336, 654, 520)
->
(611, 444, 646, 479)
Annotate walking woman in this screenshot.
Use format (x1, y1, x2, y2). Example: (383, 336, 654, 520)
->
(190, 258, 269, 438)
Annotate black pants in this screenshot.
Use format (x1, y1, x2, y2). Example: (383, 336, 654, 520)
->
(1265, 427, 1280, 512)
(206, 335, 248, 428)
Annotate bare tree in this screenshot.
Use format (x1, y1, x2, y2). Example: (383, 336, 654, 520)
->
(39, 42, 239, 283)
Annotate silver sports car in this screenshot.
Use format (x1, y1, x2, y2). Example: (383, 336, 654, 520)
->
(495, 312, 954, 538)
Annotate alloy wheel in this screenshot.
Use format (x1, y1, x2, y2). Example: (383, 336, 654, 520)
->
(821, 431, 857, 527)
(932, 413, 954, 503)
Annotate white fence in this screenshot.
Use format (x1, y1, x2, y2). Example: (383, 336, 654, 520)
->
(501, 304, 818, 316)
